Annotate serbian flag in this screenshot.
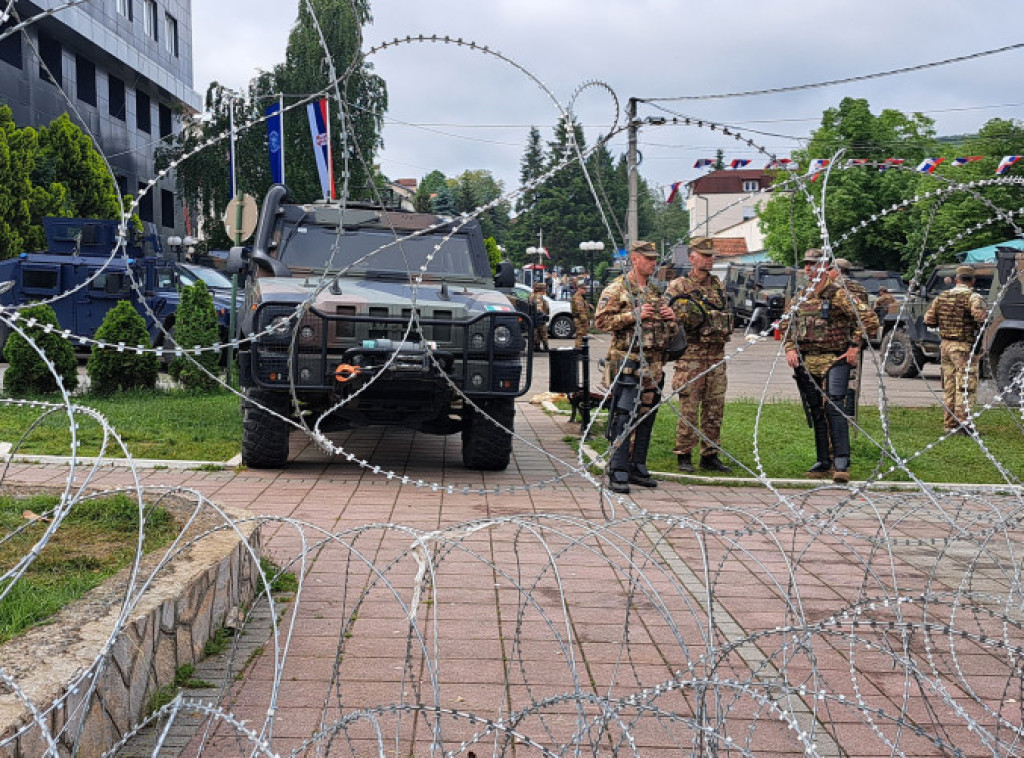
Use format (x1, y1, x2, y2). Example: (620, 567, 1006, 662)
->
(808, 158, 829, 181)
(766, 158, 793, 170)
(916, 157, 944, 174)
(879, 158, 905, 172)
(952, 156, 983, 166)
(265, 102, 285, 185)
(693, 158, 714, 169)
(844, 158, 869, 168)
(666, 181, 683, 205)
(730, 158, 751, 169)
(997, 155, 1022, 175)
(306, 98, 336, 199)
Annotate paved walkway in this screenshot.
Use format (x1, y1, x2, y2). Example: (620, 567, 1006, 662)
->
(4, 378, 1022, 755)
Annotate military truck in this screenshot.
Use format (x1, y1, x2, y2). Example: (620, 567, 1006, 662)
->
(0, 217, 235, 354)
(882, 261, 996, 379)
(225, 185, 532, 470)
(982, 248, 1024, 402)
(723, 262, 796, 332)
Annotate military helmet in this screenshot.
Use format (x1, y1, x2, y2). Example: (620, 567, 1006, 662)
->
(955, 265, 975, 280)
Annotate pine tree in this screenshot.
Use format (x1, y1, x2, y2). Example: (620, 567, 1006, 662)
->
(2, 303, 78, 396)
(87, 301, 159, 394)
(168, 281, 221, 391)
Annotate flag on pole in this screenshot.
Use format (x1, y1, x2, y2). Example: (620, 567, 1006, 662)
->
(693, 158, 714, 169)
(666, 181, 683, 205)
(265, 102, 285, 185)
(952, 156, 983, 166)
(844, 158, 870, 168)
(808, 158, 829, 182)
(306, 98, 336, 200)
(765, 158, 793, 170)
(997, 155, 1022, 175)
(879, 158, 905, 172)
(730, 158, 752, 169)
(915, 157, 944, 174)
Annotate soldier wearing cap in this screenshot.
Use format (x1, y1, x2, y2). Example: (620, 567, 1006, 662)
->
(781, 248, 860, 483)
(594, 240, 678, 494)
(831, 258, 880, 344)
(923, 264, 987, 434)
(665, 237, 733, 473)
(570, 277, 593, 349)
(874, 286, 897, 322)
(528, 280, 550, 352)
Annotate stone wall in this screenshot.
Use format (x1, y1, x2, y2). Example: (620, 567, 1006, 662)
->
(0, 504, 260, 757)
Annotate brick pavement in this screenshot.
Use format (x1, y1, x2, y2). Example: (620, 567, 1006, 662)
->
(4, 381, 1022, 756)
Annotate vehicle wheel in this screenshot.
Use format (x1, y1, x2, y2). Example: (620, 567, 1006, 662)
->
(996, 341, 1024, 406)
(461, 398, 514, 471)
(241, 388, 291, 468)
(549, 314, 574, 339)
(883, 327, 922, 379)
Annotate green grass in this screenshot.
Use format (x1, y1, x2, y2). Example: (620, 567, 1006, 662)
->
(578, 400, 1024, 484)
(0, 493, 177, 643)
(0, 388, 241, 460)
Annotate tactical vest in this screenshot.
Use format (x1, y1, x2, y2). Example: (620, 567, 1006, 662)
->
(935, 289, 979, 342)
(792, 285, 850, 353)
(609, 283, 675, 356)
(673, 276, 732, 341)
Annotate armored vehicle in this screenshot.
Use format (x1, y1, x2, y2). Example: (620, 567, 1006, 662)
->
(723, 262, 796, 332)
(882, 261, 995, 378)
(982, 248, 1024, 402)
(226, 185, 532, 470)
(0, 217, 235, 353)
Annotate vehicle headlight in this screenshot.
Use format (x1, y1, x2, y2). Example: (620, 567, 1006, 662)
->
(299, 325, 315, 340)
(470, 333, 486, 350)
(470, 373, 485, 388)
(269, 316, 291, 334)
(493, 325, 513, 348)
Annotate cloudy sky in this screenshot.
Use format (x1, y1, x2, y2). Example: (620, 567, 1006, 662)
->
(192, 0, 1024, 198)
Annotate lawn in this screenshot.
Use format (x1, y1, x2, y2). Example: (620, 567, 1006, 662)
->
(577, 399, 1024, 485)
(0, 389, 242, 461)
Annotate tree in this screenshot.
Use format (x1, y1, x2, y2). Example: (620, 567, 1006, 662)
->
(649, 188, 690, 249)
(412, 170, 448, 213)
(484, 236, 502, 275)
(87, 302, 160, 394)
(516, 126, 545, 215)
(168, 281, 221, 390)
(431, 185, 457, 217)
(2, 303, 78, 396)
(453, 169, 509, 243)
(35, 114, 120, 220)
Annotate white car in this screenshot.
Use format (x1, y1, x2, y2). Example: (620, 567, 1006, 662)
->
(510, 284, 575, 339)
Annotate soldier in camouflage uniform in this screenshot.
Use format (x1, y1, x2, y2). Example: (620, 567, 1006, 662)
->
(782, 249, 860, 484)
(923, 265, 988, 434)
(833, 258, 880, 344)
(873, 286, 897, 324)
(529, 281, 550, 352)
(666, 237, 733, 473)
(594, 241, 678, 494)
(570, 278, 593, 349)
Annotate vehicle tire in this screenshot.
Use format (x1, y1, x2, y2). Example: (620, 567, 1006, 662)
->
(549, 314, 575, 340)
(241, 388, 291, 468)
(996, 341, 1024, 406)
(461, 398, 514, 471)
(883, 327, 922, 379)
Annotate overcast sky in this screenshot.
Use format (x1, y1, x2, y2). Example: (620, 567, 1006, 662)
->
(192, 0, 1024, 199)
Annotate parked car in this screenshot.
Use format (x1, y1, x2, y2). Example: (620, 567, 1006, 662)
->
(507, 283, 575, 339)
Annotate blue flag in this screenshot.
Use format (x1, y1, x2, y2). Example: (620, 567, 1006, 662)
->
(265, 102, 284, 185)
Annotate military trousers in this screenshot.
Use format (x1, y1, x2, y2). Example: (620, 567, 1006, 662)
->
(671, 343, 727, 457)
(939, 340, 979, 431)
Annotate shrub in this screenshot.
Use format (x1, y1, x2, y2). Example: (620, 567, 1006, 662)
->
(2, 303, 79, 396)
(168, 280, 220, 390)
(86, 301, 159, 394)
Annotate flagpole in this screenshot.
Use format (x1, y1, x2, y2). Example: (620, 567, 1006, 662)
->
(324, 98, 335, 200)
(279, 93, 285, 187)
(229, 96, 237, 199)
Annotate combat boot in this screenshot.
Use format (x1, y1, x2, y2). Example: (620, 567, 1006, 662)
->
(676, 453, 695, 473)
(700, 454, 732, 473)
(832, 456, 850, 484)
(607, 469, 631, 494)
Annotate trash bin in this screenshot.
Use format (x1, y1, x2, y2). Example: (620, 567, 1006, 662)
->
(548, 347, 581, 394)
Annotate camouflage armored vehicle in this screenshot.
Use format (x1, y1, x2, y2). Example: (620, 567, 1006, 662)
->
(723, 262, 796, 332)
(982, 247, 1024, 402)
(226, 185, 532, 470)
(882, 261, 995, 378)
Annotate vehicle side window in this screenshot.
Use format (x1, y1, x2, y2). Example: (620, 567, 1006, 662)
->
(157, 269, 178, 289)
(22, 267, 60, 293)
(90, 272, 129, 296)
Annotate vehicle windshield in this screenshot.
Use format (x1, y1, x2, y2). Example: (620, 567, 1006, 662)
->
(277, 225, 482, 278)
(181, 265, 233, 290)
(854, 275, 905, 295)
(759, 273, 791, 289)
(929, 274, 993, 299)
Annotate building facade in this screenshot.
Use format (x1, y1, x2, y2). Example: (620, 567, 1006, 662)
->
(0, 0, 202, 238)
(685, 169, 774, 257)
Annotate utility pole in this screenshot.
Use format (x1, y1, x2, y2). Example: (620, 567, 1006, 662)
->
(626, 98, 638, 248)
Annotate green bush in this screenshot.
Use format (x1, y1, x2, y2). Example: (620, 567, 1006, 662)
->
(2, 303, 78, 396)
(86, 301, 159, 394)
(168, 280, 220, 391)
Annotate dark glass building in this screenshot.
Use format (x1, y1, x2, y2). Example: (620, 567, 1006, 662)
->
(0, 0, 202, 239)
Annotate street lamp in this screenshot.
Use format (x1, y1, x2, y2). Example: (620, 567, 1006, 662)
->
(579, 240, 605, 301)
(167, 235, 183, 262)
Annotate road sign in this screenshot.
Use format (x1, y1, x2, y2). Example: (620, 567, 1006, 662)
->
(223, 193, 258, 244)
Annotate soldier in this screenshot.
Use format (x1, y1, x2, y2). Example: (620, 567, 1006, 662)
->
(594, 240, 678, 494)
(570, 278, 593, 349)
(874, 285, 897, 323)
(833, 258, 880, 345)
(783, 249, 860, 484)
(666, 237, 733, 473)
(528, 281, 550, 352)
(923, 265, 988, 434)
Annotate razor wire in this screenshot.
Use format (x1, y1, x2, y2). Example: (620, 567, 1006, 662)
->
(0, 1, 1023, 755)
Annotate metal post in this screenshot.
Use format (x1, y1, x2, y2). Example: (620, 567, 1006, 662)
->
(626, 97, 639, 248)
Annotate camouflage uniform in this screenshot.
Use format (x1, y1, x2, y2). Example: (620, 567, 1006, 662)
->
(595, 273, 678, 489)
(665, 271, 732, 460)
(923, 280, 987, 432)
(782, 281, 858, 478)
(570, 287, 593, 349)
(873, 290, 897, 324)
(838, 277, 880, 344)
(528, 285, 550, 351)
